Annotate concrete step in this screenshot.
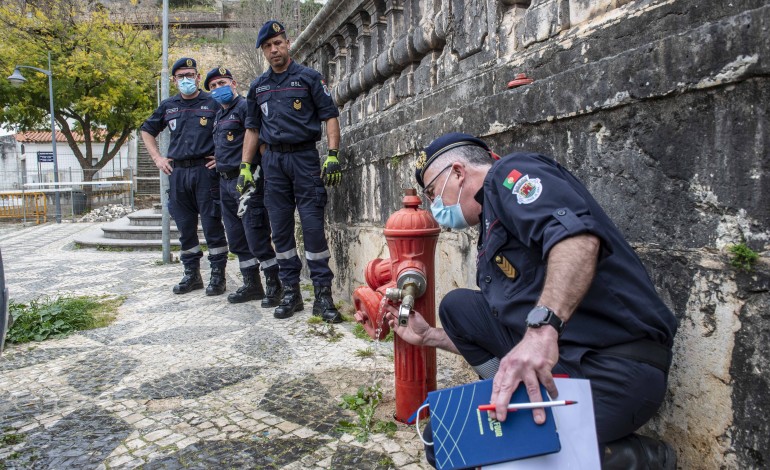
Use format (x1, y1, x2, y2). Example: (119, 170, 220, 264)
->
(128, 208, 165, 226)
(101, 216, 203, 240)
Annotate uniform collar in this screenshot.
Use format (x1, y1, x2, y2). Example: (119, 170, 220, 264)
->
(269, 58, 298, 83)
(474, 187, 484, 206)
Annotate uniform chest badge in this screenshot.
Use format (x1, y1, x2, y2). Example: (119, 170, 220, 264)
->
(169, 119, 177, 131)
(293, 99, 302, 110)
(513, 175, 542, 205)
(261, 102, 268, 116)
(227, 132, 234, 142)
(199, 116, 208, 127)
(494, 254, 518, 280)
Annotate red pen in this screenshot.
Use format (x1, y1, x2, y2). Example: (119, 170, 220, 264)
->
(478, 400, 578, 412)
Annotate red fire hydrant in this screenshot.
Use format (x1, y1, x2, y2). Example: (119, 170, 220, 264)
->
(353, 188, 440, 422)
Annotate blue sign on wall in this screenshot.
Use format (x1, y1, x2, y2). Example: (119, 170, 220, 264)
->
(37, 151, 54, 163)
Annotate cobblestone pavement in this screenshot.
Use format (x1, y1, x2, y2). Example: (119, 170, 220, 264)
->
(0, 222, 470, 469)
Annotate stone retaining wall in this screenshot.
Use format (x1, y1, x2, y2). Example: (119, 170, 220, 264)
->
(293, 0, 770, 467)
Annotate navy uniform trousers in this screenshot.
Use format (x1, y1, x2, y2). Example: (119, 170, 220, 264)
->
(219, 175, 278, 273)
(262, 147, 333, 286)
(423, 289, 668, 468)
(169, 164, 228, 269)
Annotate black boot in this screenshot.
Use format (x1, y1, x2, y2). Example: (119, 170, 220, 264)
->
(227, 270, 264, 303)
(602, 434, 677, 470)
(261, 268, 283, 308)
(273, 284, 303, 319)
(206, 266, 227, 296)
(313, 285, 342, 323)
(173, 267, 203, 294)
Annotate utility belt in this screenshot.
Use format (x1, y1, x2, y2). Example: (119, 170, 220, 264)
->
(219, 168, 240, 180)
(597, 338, 672, 374)
(171, 157, 207, 168)
(268, 141, 316, 153)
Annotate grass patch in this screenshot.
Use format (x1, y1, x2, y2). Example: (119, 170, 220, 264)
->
(337, 383, 397, 442)
(0, 429, 24, 447)
(354, 347, 375, 358)
(729, 243, 759, 272)
(352, 323, 394, 342)
(7, 295, 124, 344)
(307, 321, 343, 342)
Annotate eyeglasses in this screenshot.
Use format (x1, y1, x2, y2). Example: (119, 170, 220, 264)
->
(174, 72, 197, 80)
(421, 164, 453, 202)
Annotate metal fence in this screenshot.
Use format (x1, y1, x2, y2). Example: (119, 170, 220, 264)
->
(0, 171, 134, 224)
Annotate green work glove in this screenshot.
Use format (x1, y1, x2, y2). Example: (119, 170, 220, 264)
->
(236, 162, 254, 194)
(321, 149, 342, 187)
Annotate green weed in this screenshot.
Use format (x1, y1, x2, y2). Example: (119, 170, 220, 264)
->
(353, 323, 394, 342)
(337, 383, 397, 442)
(354, 347, 375, 358)
(7, 295, 124, 344)
(307, 321, 343, 343)
(729, 243, 759, 272)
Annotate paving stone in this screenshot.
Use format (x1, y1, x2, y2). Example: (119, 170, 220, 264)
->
(65, 349, 141, 397)
(144, 429, 173, 442)
(0, 224, 440, 469)
(0, 347, 95, 372)
(331, 443, 395, 469)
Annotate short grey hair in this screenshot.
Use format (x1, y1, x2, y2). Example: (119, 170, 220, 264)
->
(429, 145, 495, 173)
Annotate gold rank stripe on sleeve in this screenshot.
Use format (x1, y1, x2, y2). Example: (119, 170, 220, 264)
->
(494, 254, 518, 279)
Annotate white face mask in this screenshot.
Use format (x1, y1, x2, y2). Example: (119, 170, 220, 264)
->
(429, 170, 469, 230)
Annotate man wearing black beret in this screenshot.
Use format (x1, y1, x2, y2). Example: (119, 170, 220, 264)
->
(388, 133, 678, 469)
(141, 57, 229, 296)
(239, 20, 343, 323)
(205, 66, 283, 307)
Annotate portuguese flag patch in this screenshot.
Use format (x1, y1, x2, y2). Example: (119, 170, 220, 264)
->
(503, 169, 522, 189)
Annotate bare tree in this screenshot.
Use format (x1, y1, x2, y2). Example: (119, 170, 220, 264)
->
(226, 0, 322, 83)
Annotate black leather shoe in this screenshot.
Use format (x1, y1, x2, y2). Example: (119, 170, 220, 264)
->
(261, 268, 283, 308)
(173, 267, 203, 294)
(602, 434, 677, 470)
(313, 285, 342, 323)
(273, 284, 303, 319)
(227, 270, 264, 303)
(205, 266, 227, 296)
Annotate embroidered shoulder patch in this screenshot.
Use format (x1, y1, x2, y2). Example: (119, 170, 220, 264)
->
(513, 175, 542, 205)
(502, 169, 522, 189)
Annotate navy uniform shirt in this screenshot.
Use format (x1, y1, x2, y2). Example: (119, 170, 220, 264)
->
(213, 95, 253, 172)
(244, 60, 339, 145)
(477, 152, 677, 354)
(141, 91, 218, 160)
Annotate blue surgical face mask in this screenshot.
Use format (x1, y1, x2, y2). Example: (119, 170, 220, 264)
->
(177, 77, 198, 95)
(211, 85, 234, 104)
(430, 170, 469, 230)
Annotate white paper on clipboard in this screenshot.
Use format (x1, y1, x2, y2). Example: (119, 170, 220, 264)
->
(483, 378, 601, 470)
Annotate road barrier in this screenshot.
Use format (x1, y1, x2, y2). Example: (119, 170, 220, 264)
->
(0, 192, 47, 224)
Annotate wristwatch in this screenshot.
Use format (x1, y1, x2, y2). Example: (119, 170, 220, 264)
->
(525, 305, 565, 336)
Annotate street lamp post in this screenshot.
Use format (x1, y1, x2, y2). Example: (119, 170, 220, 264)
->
(7, 51, 61, 223)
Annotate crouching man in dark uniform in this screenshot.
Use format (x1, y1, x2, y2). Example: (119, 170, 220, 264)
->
(205, 66, 283, 307)
(388, 133, 678, 469)
(141, 57, 228, 296)
(239, 20, 343, 323)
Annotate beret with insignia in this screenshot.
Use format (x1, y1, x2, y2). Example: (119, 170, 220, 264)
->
(171, 57, 197, 76)
(257, 20, 286, 48)
(204, 66, 233, 90)
(416, 132, 497, 188)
